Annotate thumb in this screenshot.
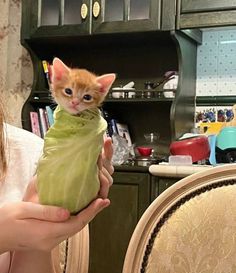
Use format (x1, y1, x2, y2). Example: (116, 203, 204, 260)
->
(76, 198, 110, 223)
(18, 202, 70, 222)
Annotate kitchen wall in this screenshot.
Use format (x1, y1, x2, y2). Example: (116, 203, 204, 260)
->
(196, 27, 236, 124)
(196, 27, 236, 97)
(0, 0, 32, 127)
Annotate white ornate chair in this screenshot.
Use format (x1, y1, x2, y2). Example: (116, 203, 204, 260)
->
(122, 163, 236, 273)
(52, 225, 89, 273)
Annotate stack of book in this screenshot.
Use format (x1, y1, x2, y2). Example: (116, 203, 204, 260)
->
(30, 106, 54, 138)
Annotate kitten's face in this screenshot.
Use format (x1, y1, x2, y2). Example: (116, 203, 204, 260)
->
(51, 58, 116, 115)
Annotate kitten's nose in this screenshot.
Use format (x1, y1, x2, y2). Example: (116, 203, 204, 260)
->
(71, 99, 79, 106)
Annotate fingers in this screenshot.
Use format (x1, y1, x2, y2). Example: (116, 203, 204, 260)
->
(16, 202, 70, 222)
(102, 137, 114, 175)
(98, 169, 112, 199)
(97, 153, 103, 170)
(76, 198, 110, 224)
(51, 198, 110, 237)
(103, 137, 113, 161)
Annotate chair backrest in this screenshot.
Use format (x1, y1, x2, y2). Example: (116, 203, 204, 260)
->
(52, 225, 89, 273)
(122, 163, 236, 273)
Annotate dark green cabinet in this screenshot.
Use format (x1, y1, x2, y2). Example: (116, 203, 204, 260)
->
(22, 0, 177, 40)
(92, 0, 162, 34)
(158, 177, 178, 194)
(178, 0, 236, 28)
(89, 170, 154, 273)
(88, 169, 179, 273)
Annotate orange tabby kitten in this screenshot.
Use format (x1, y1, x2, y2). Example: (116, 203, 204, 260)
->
(51, 57, 116, 114)
(37, 58, 116, 214)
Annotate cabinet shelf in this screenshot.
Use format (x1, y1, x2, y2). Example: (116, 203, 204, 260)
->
(105, 97, 174, 103)
(196, 96, 236, 106)
(29, 98, 54, 104)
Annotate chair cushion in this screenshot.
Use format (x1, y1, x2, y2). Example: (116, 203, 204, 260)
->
(146, 184, 236, 273)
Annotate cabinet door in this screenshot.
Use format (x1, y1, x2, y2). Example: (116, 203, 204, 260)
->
(158, 177, 179, 194)
(92, 0, 162, 34)
(89, 172, 151, 273)
(181, 0, 236, 13)
(23, 0, 90, 38)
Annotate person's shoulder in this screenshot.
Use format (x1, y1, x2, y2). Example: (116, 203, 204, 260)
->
(4, 123, 43, 147)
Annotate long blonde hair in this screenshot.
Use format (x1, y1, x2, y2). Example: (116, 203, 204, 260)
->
(0, 101, 7, 180)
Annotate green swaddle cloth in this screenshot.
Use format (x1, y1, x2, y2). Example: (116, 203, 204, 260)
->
(37, 105, 107, 214)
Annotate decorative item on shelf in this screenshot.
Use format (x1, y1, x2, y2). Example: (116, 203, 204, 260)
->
(195, 105, 235, 135)
(163, 71, 178, 90)
(163, 90, 175, 98)
(42, 60, 52, 91)
(143, 132, 160, 158)
(137, 146, 152, 157)
(133, 132, 160, 166)
(111, 81, 135, 99)
(141, 70, 177, 99)
(163, 71, 178, 98)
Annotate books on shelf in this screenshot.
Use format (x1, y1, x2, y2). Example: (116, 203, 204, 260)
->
(30, 112, 41, 138)
(45, 106, 54, 127)
(100, 108, 132, 145)
(30, 106, 54, 138)
(38, 108, 48, 137)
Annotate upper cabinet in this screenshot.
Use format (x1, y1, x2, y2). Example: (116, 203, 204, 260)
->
(177, 0, 236, 29)
(21, 0, 176, 39)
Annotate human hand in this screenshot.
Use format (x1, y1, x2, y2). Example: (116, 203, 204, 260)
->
(97, 137, 114, 199)
(5, 137, 114, 254)
(24, 137, 114, 204)
(0, 196, 109, 254)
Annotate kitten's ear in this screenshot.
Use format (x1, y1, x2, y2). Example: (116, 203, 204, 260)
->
(96, 73, 116, 95)
(52, 57, 70, 83)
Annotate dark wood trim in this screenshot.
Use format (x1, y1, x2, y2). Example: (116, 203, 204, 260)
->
(170, 30, 198, 140)
(181, 29, 202, 44)
(181, 0, 236, 13)
(179, 10, 236, 29)
(161, 0, 176, 30)
(196, 96, 236, 106)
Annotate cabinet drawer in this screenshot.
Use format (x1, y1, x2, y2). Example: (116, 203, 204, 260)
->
(181, 0, 236, 13)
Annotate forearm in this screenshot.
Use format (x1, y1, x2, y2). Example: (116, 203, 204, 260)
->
(9, 250, 55, 273)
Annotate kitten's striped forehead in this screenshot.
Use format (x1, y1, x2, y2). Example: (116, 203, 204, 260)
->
(70, 69, 99, 91)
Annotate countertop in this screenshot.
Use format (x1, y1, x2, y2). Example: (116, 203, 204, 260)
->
(149, 163, 213, 178)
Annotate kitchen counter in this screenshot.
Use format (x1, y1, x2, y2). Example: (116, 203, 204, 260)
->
(149, 163, 213, 178)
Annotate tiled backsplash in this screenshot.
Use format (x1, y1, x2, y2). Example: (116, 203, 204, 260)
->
(197, 28, 236, 96)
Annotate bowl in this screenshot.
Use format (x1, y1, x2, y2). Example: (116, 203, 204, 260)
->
(163, 90, 175, 98)
(137, 146, 152, 156)
(112, 91, 124, 98)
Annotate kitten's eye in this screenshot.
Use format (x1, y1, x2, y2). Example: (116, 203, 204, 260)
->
(83, 94, 93, 101)
(64, 88, 73, 96)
